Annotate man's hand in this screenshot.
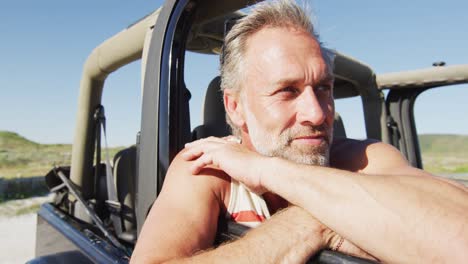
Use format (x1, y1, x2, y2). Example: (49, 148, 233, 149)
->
(183, 136, 269, 194)
(186, 206, 375, 263)
(183, 137, 377, 261)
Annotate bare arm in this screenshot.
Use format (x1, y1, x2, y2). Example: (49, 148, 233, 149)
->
(174, 206, 332, 264)
(131, 151, 330, 263)
(130, 152, 226, 263)
(264, 153, 468, 263)
(183, 138, 468, 263)
(131, 151, 351, 263)
(171, 205, 375, 263)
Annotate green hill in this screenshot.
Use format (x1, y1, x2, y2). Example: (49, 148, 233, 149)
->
(418, 134, 468, 174)
(0, 131, 123, 178)
(1, 131, 467, 178)
(0, 131, 40, 149)
(419, 134, 468, 154)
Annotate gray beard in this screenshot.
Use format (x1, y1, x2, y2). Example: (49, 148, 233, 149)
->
(246, 115, 332, 167)
(242, 97, 333, 167)
(252, 135, 331, 166)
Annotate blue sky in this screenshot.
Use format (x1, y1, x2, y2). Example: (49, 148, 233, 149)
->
(1, 0, 467, 146)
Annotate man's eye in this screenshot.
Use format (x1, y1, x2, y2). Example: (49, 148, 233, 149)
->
(279, 86, 297, 93)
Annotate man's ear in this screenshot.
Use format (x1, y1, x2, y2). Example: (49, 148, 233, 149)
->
(223, 89, 246, 127)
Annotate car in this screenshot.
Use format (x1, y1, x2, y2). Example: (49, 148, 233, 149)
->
(29, 0, 468, 263)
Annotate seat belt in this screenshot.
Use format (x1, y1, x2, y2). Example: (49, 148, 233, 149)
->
(93, 107, 102, 206)
(94, 105, 123, 235)
(54, 169, 128, 255)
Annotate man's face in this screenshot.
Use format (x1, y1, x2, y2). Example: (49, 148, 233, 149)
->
(232, 26, 335, 166)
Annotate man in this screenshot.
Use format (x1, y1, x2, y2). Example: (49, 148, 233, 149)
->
(131, 1, 468, 263)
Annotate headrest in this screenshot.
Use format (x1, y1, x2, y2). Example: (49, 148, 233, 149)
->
(192, 77, 230, 139)
(333, 112, 347, 138)
(203, 76, 226, 125)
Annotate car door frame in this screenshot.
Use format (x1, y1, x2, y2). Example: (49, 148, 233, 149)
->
(381, 65, 468, 169)
(137, 0, 259, 235)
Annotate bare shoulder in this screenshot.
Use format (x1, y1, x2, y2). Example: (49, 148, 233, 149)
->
(132, 149, 232, 262)
(162, 148, 232, 209)
(330, 137, 409, 174)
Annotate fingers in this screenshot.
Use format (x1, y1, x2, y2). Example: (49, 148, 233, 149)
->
(185, 136, 227, 147)
(182, 137, 226, 174)
(182, 139, 222, 161)
(181, 147, 204, 161)
(190, 153, 215, 174)
(183, 136, 237, 161)
(185, 136, 239, 149)
(224, 136, 241, 143)
(182, 136, 241, 175)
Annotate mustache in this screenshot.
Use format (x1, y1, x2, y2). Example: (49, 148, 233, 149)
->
(282, 123, 331, 144)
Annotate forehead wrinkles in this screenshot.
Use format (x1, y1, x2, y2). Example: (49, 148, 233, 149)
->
(243, 27, 329, 89)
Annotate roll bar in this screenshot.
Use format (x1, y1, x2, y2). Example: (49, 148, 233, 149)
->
(70, 9, 160, 198)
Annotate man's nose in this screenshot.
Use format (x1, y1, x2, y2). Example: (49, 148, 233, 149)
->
(296, 87, 326, 126)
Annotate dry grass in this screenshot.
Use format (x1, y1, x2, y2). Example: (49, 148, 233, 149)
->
(0, 194, 53, 217)
(421, 153, 468, 174)
(0, 131, 124, 178)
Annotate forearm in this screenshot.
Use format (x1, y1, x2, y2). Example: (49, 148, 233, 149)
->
(263, 157, 468, 263)
(168, 206, 326, 264)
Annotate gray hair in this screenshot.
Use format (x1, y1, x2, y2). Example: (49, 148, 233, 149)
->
(220, 0, 334, 137)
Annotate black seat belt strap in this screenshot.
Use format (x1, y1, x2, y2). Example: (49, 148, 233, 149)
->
(94, 105, 123, 235)
(94, 106, 104, 200)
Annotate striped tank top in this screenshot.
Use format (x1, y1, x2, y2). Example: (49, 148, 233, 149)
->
(226, 179, 271, 227)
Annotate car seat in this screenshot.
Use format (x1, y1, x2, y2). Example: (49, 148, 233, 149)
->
(112, 146, 137, 243)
